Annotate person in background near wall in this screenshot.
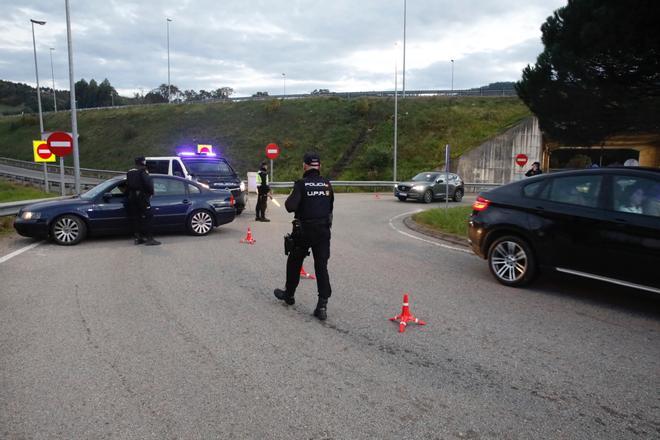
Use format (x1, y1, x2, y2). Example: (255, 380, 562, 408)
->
(525, 161, 543, 177)
(255, 161, 271, 222)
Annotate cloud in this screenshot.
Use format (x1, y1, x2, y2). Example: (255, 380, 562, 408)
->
(0, 0, 566, 96)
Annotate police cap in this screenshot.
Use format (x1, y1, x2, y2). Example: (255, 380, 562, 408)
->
(303, 152, 321, 167)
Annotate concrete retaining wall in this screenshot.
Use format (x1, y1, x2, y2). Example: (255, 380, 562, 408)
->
(457, 116, 542, 184)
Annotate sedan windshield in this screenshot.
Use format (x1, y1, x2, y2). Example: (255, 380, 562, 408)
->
(80, 179, 120, 200)
(412, 173, 439, 182)
(182, 159, 233, 176)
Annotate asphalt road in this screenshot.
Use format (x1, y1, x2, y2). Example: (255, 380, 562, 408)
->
(1, 194, 658, 439)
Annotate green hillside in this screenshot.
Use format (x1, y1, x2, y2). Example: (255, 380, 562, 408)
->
(0, 97, 529, 181)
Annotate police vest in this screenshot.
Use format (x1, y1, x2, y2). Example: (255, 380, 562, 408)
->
(297, 175, 332, 221)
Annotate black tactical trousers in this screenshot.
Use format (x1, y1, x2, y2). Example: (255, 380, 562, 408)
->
(286, 223, 331, 299)
(256, 193, 268, 219)
(128, 194, 153, 238)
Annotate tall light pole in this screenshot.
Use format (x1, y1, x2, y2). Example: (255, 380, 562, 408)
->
(65, 0, 81, 194)
(402, 0, 407, 99)
(49, 48, 57, 112)
(30, 19, 49, 192)
(451, 59, 454, 92)
(282, 73, 286, 96)
(393, 43, 399, 182)
(167, 18, 172, 102)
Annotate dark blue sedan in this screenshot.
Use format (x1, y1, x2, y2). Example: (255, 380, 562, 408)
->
(14, 175, 236, 245)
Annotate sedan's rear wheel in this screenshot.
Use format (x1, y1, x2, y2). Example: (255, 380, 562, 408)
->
(487, 235, 536, 287)
(51, 215, 86, 246)
(188, 210, 214, 236)
(423, 190, 433, 203)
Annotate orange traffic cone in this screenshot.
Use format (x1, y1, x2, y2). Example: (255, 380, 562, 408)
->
(240, 227, 256, 244)
(389, 293, 426, 333)
(300, 266, 316, 280)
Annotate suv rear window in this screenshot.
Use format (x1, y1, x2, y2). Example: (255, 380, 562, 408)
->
(146, 160, 169, 175)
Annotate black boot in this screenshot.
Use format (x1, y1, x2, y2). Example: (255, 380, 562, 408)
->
(261, 217, 271, 222)
(274, 288, 295, 305)
(313, 298, 328, 321)
(144, 235, 161, 246)
(134, 234, 145, 245)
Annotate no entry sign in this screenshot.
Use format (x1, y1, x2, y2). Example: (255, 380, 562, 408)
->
(265, 143, 280, 160)
(515, 153, 528, 167)
(47, 131, 74, 157)
(33, 140, 56, 162)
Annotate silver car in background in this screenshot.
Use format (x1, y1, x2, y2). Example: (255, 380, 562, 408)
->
(394, 172, 464, 203)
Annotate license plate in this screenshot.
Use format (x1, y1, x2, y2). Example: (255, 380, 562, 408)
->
(399, 192, 407, 196)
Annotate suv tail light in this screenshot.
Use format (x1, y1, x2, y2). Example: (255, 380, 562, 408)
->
(229, 194, 235, 207)
(472, 196, 490, 211)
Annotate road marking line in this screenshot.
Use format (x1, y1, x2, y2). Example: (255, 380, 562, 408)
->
(388, 210, 471, 254)
(0, 241, 42, 264)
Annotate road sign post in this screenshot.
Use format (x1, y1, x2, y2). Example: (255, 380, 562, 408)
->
(445, 144, 450, 211)
(265, 143, 280, 182)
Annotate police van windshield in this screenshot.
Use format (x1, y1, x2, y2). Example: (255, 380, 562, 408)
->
(412, 173, 439, 182)
(182, 158, 234, 176)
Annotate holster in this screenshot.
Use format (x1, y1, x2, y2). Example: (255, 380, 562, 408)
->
(284, 219, 307, 256)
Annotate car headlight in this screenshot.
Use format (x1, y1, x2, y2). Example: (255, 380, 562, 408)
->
(412, 185, 425, 191)
(240, 181, 246, 192)
(21, 211, 41, 220)
(393, 184, 398, 189)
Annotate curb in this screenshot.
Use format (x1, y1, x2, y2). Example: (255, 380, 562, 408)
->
(403, 216, 470, 249)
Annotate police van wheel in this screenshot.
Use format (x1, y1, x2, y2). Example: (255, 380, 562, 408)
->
(187, 210, 214, 236)
(51, 214, 87, 245)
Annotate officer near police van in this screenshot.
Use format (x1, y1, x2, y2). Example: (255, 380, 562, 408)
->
(126, 157, 160, 246)
(274, 152, 334, 321)
(255, 161, 271, 222)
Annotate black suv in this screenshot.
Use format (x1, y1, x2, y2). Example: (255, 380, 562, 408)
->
(468, 168, 659, 293)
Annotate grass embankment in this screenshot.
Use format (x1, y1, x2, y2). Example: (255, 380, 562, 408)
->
(412, 205, 473, 238)
(0, 97, 529, 182)
(0, 180, 55, 235)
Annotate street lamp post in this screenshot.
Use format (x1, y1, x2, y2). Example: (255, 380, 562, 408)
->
(167, 18, 172, 102)
(49, 48, 57, 112)
(30, 19, 48, 192)
(402, 0, 407, 99)
(394, 44, 399, 183)
(282, 73, 286, 97)
(451, 59, 454, 92)
(65, 0, 81, 194)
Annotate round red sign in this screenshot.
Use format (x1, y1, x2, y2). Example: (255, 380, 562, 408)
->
(265, 143, 280, 160)
(47, 131, 74, 157)
(36, 143, 52, 159)
(515, 153, 528, 167)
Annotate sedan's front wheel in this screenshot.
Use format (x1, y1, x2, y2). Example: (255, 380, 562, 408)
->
(487, 235, 536, 287)
(188, 209, 214, 236)
(51, 215, 87, 246)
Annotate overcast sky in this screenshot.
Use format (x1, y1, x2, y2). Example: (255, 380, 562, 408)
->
(0, 0, 566, 97)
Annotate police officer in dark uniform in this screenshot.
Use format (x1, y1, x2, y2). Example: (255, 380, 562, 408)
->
(274, 152, 334, 320)
(126, 157, 160, 246)
(255, 161, 271, 222)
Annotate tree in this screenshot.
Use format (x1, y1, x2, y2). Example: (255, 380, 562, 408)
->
(75, 79, 89, 108)
(212, 87, 234, 99)
(252, 91, 269, 97)
(516, 0, 660, 145)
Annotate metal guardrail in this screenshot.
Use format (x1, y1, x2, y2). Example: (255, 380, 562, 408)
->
(0, 157, 123, 180)
(0, 196, 73, 217)
(270, 181, 500, 192)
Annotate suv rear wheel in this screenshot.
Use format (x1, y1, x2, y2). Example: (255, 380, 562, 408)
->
(423, 190, 433, 203)
(487, 235, 536, 287)
(453, 188, 464, 202)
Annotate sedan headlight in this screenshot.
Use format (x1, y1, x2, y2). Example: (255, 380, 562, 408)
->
(21, 211, 41, 220)
(412, 185, 425, 191)
(240, 181, 246, 192)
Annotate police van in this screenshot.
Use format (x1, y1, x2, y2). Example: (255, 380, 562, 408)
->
(145, 152, 247, 214)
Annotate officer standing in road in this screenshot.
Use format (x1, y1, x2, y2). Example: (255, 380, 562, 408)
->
(274, 152, 334, 321)
(126, 157, 160, 246)
(255, 161, 271, 222)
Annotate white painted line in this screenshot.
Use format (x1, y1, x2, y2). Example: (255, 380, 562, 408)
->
(0, 241, 42, 264)
(388, 210, 471, 254)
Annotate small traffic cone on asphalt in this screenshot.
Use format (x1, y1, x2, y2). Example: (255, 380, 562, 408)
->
(389, 293, 426, 333)
(240, 227, 256, 244)
(300, 266, 316, 280)
(374, 193, 381, 199)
